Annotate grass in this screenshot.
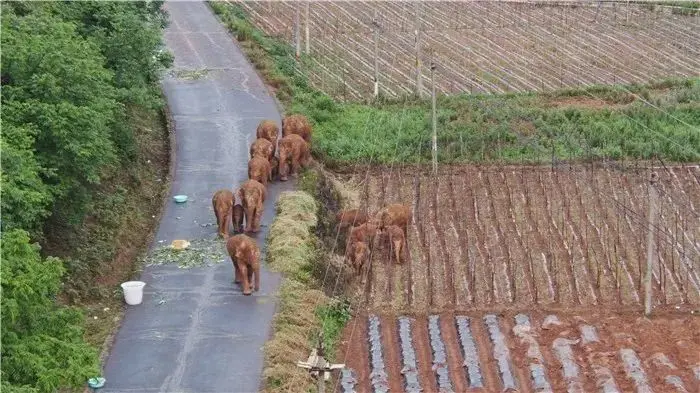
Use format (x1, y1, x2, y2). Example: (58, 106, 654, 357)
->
(210, 1, 700, 166)
(43, 101, 171, 382)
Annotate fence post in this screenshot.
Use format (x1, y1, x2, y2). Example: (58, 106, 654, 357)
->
(295, 5, 301, 58)
(644, 171, 658, 316)
(414, 1, 423, 97)
(305, 2, 310, 55)
(431, 59, 437, 175)
(373, 10, 380, 99)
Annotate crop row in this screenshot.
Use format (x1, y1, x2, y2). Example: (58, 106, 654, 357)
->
(346, 165, 699, 311)
(233, 1, 699, 99)
(340, 311, 700, 392)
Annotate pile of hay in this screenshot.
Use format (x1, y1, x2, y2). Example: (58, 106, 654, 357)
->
(262, 191, 330, 393)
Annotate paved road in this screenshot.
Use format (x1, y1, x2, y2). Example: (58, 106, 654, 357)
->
(103, 1, 292, 392)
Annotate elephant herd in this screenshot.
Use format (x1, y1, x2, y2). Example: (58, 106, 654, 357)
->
(337, 203, 412, 282)
(211, 114, 313, 295)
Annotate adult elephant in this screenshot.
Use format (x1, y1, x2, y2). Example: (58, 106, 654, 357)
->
(239, 179, 266, 233)
(278, 134, 310, 181)
(281, 114, 312, 144)
(248, 156, 272, 187)
(211, 189, 234, 238)
(249, 138, 274, 162)
(256, 119, 279, 156)
(226, 234, 260, 295)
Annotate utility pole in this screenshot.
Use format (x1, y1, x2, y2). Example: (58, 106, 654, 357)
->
(295, 5, 301, 58)
(305, 1, 310, 55)
(414, 1, 423, 97)
(372, 10, 380, 99)
(430, 59, 437, 175)
(297, 332, 345, 393)
(644, 171, 658, 316)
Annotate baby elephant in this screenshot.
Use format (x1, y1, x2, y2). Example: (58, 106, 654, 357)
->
(344, 222, 379, 261)
(384, 224, 406, 265)
(239, 179, 266, 233)
(232, 204, 244, 234)
(256, 119, 279, 155)
(226, 234, 260, 295)
(347, 240, 370, 280)
(212, 189, 234, 238)
(269, 156, 279, 181)
(248, 156, 272, 187)
(336, 209, 369, 230)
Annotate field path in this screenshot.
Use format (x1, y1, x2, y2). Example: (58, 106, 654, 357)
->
(102, 1, 292, 392)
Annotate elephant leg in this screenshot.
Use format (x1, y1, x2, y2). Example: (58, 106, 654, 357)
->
(253, 204, 263, 232)
(239, 262, 251, 295)
(393, 240, 402, 264)
(244, 206, 254, 232)
(291, 155, 300, 177)
(231, 257, 241, 284)
(253, 265, 260, 292)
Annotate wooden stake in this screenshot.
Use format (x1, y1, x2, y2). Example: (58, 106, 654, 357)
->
(644, 171, 658, 316)
(295, 5, 301, 58)
(373, 10, 380, 99)
(304, 2, 310, 55)
(414, 1, 423, 97)
(431, 59, 437, 175)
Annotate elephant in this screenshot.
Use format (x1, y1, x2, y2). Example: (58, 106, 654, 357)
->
(256, 119, 279, 156)
(384, 224, 406, 264)
(250, 138, 274, 161)
(336, 208, 370, 230)
(211, 189, 234, 238)
(344, 222, 379, 261)
(239, 179, 266, 233)
(281, 114, 312, 144)
(374, 203, 412, 237)
(232, 204, 244, 234)
(269, 156, 279, 181)
(248, 155, 272, 187)
(278, 133, 311, 181)
(347, 240, 370, 280)
(226, 234, 260, 295)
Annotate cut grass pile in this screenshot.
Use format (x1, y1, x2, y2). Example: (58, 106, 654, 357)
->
(140, 238, 228, 269)
(262, 191, 328, 392)
(210, 1, 700, 166)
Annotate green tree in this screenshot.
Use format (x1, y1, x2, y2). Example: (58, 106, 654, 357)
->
(1, 230, 99, 392)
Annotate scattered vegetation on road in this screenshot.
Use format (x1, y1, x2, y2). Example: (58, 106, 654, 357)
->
(1, 2, 171, 392)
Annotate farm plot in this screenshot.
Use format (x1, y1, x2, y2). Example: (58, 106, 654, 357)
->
(337, 165, 700, 313)
(233, 1, 700, 99)
(338, 310, 700, 393)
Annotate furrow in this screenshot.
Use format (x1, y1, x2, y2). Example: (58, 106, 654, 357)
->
(432, 175, 459, 307)
(386, 170, 409, 310)
(378, 170, 394, 305)
(447, 172, 474, 305)
(455, 316, 484, 389)
(428, 176, 455, 308)
(578, 324, 621, 393)
(380, 316, 404, 392)
(428, 315, 454, 392)
(398, 317, 422, 393)
(513, 314, 553, 392)
(484, 314, 518, 391)
(619, 348, 653, 393)
(480, 170, 516, 303)
(368, 315, 390, 393)
(552, 337, 584, 393)
(414, 174, 436, 308)
(401, 173, 426, 311)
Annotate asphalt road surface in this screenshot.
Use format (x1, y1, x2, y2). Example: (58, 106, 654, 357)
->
(102, 1, 292, 392)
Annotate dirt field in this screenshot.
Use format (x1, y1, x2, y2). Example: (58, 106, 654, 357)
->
(337, 310, 700, 392)
(234, 1, 700, 99)
(335, 164, 699, 313)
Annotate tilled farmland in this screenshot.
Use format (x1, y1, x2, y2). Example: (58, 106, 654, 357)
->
(337, 311, 700, 393)
(233, 1, 700, 99)
(340, 165, 699, 313)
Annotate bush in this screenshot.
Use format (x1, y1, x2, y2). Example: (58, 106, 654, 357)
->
(1, 230, 99, 392)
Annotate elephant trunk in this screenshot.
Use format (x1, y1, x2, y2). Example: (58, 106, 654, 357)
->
(279, 150, 289, 181)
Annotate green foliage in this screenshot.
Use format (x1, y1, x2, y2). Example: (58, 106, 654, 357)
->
(1, 230, 99, 392)
(214, 2, 700, 165)
(315, 298, 352, 355)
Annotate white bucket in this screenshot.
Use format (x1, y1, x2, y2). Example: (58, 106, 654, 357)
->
(120, 281, 146, 305)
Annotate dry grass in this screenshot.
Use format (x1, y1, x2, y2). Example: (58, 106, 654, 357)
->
(263, 191, 330, 393)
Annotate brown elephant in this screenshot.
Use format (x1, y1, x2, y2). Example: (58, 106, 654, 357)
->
(226, 234, 260, 295)
(232, 204, 244, 234)
(347, 240, 370, 279)
(248, 156, 271, 187)
(384, 224, 406, 264)
(250, 138, 274, 161)
(344, 222, 379, 260)
(282, 114, 312, 144)
(278, 134, 311, 181)
(336, 209, 370, 230)
(269, 156, 279, 181)
(256, 119, 279, 155)
(374, 203, 412, 236)
(239, 179, 266, 233)
(212, 189, 234, 238)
